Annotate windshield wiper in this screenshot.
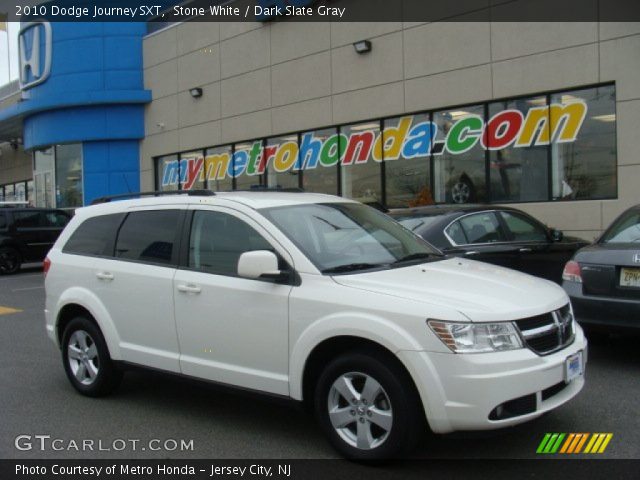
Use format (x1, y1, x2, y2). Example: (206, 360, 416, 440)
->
(322, 263, 384, 274)
(391, 252, 439, 265)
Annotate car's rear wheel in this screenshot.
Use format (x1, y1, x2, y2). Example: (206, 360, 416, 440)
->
(314, 351, 424, 460)
(62, 316, 122, 397)
(0, 247, 21, 275)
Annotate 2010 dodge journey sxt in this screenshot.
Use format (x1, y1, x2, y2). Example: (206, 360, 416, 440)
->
(44, 191, 587, 459)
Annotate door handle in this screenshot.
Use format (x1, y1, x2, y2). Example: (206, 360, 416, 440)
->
(465, 251, 480, 256)
(177, 284, 202, 294)
(95, 272, 114, 281)
(519, 248, 532, 253)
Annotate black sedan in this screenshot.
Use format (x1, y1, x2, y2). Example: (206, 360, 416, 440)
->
(562, 205, 640, 332)
(389, 205, 588, 283)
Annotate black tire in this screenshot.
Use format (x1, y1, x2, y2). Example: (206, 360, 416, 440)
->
(61, 316, 123, 397)
(451, 175, 476, 204)
(314, 350, 425, 460)
(0, 246, 21, 275)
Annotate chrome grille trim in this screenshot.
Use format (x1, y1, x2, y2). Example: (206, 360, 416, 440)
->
(514, 305, 575, 356)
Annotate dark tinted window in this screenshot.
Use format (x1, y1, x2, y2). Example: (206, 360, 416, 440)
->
(189, 211, 272, 276)
(445, 221, 467, 245)
(63, 214, 124, 256)
(456, 212, 507, 244)
(500, 211, 548, 242)
(43, 211, 70, 228)
(115, 210, 180, 265)
(13, 211, 44, 229)
(0, 213, 6, 230)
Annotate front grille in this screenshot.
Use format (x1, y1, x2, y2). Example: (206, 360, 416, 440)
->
(515, 305, 575, 355)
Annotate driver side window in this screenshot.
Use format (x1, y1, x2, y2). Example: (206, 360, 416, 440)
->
(189, 211, 273, 276)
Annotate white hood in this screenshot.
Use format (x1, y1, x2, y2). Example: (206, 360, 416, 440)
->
(332, 258, 568, 322)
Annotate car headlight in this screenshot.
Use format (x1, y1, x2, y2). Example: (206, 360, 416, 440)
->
(428, 320, 523, 353)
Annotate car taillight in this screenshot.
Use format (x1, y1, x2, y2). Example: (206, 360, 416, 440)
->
(562, 261, 582, 283)
(43, 257, 51, 278)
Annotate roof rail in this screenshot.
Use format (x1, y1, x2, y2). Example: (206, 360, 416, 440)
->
(90, 190, 215, 205)
(234, 187, 306, 193)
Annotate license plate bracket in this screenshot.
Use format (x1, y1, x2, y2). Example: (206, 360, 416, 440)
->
(565, 351, 583, 383)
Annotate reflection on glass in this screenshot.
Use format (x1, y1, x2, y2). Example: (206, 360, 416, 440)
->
(265, 135, 300, 190)
(15, 182, 26, 202)
(34, 148, 55, 208)
(156, 155, 179, 191)
(489, 97, 548, 202)
(4, 184, 14, 201)
(551, 85, 616, 201)
(384, 115, 431, 208)
(340, 122, 382, 203)
(205, 146, 233, 192)
(301, 128, 338, 195)
(234, 141, 264, 191)
(179, 151, 206, 191)
(433, 106, 486, 204)
(55, 144, 83, 208)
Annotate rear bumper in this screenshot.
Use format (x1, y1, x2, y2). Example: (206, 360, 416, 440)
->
(563, 281, 640, 330)
(399, 325, 587, 434)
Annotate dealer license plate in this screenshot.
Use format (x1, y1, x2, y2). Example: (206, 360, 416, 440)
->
(620, 268, 640, 288)
(565, 351, 583, 383)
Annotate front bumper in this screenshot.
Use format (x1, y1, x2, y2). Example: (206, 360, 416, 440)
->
(398, 324, 587, 434)
(563, 281, 640, 330)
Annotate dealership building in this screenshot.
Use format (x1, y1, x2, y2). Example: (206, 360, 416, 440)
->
(0, 14, 639, 240)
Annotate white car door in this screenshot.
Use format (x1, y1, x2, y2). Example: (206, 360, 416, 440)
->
(173, 206, 293, 396)
(95, 207, 185, 373)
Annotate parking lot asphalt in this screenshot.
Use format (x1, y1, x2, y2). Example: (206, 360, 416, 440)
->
(0, 268, 638, 460)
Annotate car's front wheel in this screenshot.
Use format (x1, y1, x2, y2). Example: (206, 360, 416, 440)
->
(314, 351, 424, 460)
(62, 316, 123, 397)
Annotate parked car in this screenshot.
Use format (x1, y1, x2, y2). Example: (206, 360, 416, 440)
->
(562, 204, 640, 332)
(389, 205, 588, 283)
(44, 191, 586, 460)
(0, 204, 71, 274)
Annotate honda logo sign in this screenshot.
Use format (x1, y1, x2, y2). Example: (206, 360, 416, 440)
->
(18, 21, 52, 90)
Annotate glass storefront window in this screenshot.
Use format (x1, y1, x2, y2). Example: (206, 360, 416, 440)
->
(55, 144, 83, 208)
(488, 96, 549, 203)
(153, 84, 617, 206)
(301, 128, 339, 195)
(384, 115, 432, 208)
(34, 147, 55, 208)
(265, 135, 300, 190)
(340, 122, 382, 204)
(551, 85, 616, 201)
(156, 154, 179, 191)
(27, 180, 34, 205)
(179, 151, 206, 191)
(433, 106, 486, 204)
(234, 141, 264, 191)
(15, 182, 26, 202)
(4, 184, 14, 201)
(204, 146, 233, 192)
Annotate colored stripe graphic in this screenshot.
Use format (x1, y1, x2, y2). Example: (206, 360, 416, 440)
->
(538, 433, 613, 454)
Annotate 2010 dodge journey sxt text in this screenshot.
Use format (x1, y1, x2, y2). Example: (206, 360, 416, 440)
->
(44, 191, 587, 459)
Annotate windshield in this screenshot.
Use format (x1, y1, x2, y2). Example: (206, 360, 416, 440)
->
(600, 210, 640, 244)
(261, 203, 442, 273)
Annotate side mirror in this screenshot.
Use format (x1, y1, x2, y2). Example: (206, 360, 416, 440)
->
(551, 229, 564, 242)
(238, 250, 284, 281)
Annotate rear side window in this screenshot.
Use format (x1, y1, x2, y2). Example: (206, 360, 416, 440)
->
(115, 210, 181, 265)
(13, 211, 44, 229)
(456, 212, 507, 244)
(63, 214, 124, 256)
(43, 211, 70, 228)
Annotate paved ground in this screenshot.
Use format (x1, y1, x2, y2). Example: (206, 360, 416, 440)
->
(0, 267, 638, 460)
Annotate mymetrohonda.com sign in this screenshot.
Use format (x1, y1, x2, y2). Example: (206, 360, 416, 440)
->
(161, 101, 588, 190)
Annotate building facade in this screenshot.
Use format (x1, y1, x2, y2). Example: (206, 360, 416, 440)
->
(1, 16, 639, 242)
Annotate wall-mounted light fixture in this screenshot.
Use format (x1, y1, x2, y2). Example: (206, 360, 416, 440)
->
(353, 40, 372, 54)
(189, 87, 203, 98)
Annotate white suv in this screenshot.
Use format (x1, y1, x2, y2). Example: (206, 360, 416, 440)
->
(44, 191, 587, 459)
